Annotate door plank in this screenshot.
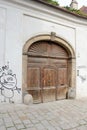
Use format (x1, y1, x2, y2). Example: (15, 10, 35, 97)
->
(27, 67, 41, 103)
(42, 67, 56, 102)
(57, 67, 68, 100)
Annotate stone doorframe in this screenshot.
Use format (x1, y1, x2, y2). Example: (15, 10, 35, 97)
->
(22, 33, 76, 100)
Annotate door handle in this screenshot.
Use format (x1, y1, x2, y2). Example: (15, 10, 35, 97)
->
(61, 84, 64, 85)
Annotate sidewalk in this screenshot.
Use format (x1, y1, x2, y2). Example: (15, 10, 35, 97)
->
(0, 99, 87, 130)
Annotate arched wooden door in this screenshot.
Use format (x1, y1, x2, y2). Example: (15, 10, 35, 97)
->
(27, 41, 69, 103)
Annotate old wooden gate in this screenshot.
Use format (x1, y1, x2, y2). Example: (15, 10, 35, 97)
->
(27, 41, 69, 103)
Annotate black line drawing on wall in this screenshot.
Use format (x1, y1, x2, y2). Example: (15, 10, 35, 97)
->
(77, 67, 87, 83)
(79, 75, 86, 82)
(0, 62, 21, 103)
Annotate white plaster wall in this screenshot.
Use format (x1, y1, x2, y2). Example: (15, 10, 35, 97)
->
(76, 28, 87, 98)
(0, 0, 87, 103)
(0, 7, 6, 66)
(5, 7, 23, 103)
(0, 4, 23, 103)
(0, 7, 6, 102)
(23, 15, 76, 50)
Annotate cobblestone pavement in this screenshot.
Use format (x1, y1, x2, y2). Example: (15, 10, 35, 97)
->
(1, 99, 87, 130)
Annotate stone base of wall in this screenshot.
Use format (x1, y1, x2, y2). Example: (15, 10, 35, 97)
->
(68, 87, 76, 99)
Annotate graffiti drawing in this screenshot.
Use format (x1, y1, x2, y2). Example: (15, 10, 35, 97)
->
(79, 75, 86, 82)
(0, 62, 21, 103)
(77, 67, 87, 83)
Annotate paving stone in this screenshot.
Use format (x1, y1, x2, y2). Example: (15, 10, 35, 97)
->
(10, 115, 19, 120)
(31, 119, 40, 124)
(22, 119, 31, 125)
(37, 116, 44, 121)
(25, 123, 34, 128)
(60, 122, 73, 130)
(78, 119, 87, 125)
(4, 117, 12, 123)
(46, 126, 56, 130)
(26, 127, 37, 130)
(15, 124, 25, 129)
(0, 118, 4, 126)
(11, 117, 19, 121)
(27, 115, 35, 120)
(2, 114, 10, 119)
(13, 119, 22, 124)
(5, 121, 14, 128)
(77, 125, 87, 130)
(0, 114, 3, 118)
(41, 120, 51, 127)
(34, 123, 45, 130)
(7, 127, 17, 130)
(71, 128, 78, 130)
(55, 127, 62, 130)
(0, 125, 6, 130)
(49, 120, 59, 127)
(69, 121, 79, 128)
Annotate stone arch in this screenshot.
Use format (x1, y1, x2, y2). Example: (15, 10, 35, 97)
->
(22, 33, 76, 101)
